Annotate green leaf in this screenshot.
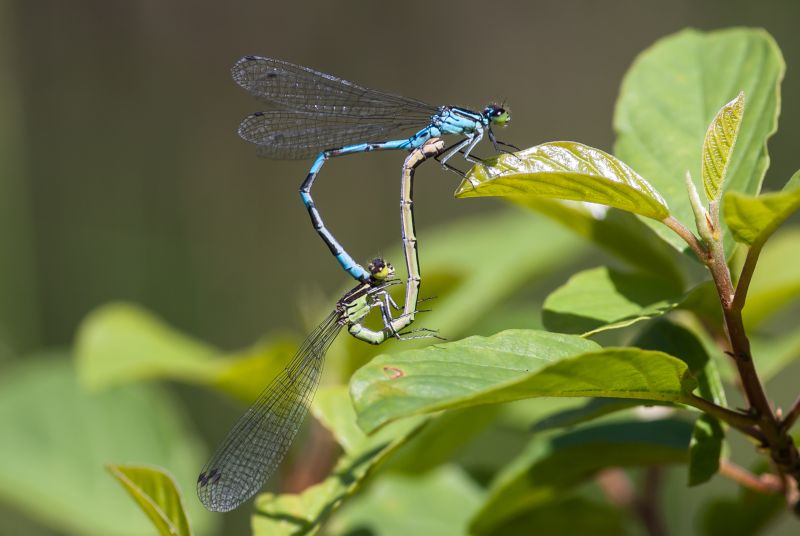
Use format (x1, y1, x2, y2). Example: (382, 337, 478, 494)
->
(516, 198, 684, 283)
(743, 226, 800, 329)
(336, 209, 588, 375)
(351, 329, 695, 433)
(703, 92, 745, 201)
(542, 267, 682, 335)
(455, 141, 669, 220)
(0, 354, 216, 536)
(106, 464, 192, 536)
(531, 397, 670, 432)
(75, 303, 220, 389)
(472, 496, 625, 536)
(634, 319, 726, 485)
(615, 28, 784, 251)
(469, 419, 692, 534)
(688, 414, 725, 487)
(75, 302, 298, 403)
(252, 386, 428, 535)
(700, 467, 784, 536)
(723, 170, 800, 246)
(750, 329, 800, 382)
(329, 465, 484, 536)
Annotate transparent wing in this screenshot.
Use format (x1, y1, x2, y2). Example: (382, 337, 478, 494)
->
(197, 310, 342, 512)
(232, 56, 438, 118)
(238, 110, 426, 159)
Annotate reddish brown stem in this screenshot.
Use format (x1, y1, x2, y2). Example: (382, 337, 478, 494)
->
(719, 459, 783, 494)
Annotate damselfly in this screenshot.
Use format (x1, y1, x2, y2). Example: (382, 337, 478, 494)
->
(197, 141, 447, 512)
(233, 56, 512, 283)
(197, 259, 399, 512)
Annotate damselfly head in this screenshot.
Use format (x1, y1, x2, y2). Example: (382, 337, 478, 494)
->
(367, 258, 395, 281)
(485, 103, 511, 127)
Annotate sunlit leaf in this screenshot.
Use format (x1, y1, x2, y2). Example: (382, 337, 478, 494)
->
(456, 141, 669, 220)
(615, 28, 784, 251)
(469, 419, 692, 534)
(106, 464, 192, 536)
(723, 170, 800, 246)
(351, 330, 695, 433)
(703, 92, 745, 201)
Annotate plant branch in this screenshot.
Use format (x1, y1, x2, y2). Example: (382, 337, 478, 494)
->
(635, 467, 667, 536)
(782, 395, 800, 433)
(732, 241, 763, 312)
(719, 459, 783, 494)
(662, 216, 709, 262)
(684, 393, 763, 439)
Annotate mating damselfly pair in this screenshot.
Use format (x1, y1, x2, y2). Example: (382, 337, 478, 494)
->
(197, 57, 513, 512)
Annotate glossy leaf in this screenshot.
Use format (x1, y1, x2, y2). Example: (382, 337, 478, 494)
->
(0, 354, 215, 536)
(328, 466, 483, 536)
(455, 141, 669, 220)
(542, 267, 682, 335)
(469, 419, 692, 534)
(106, 464, 192, 536)
(703, 92, 745, 201)
(723, 170, 800, 246)
(252, 386, 428, 535)
(351, 330, 695, 433)
(615, 28, 784, 251)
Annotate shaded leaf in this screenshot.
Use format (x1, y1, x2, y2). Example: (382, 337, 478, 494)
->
(351, 330, 694, 433)
(473, 496, 625, 536)
(75, 302, 298, 403)
(615, 28, 784, 251)
(688, 414, 725, 487)
(700, 466, 784, 536)
(750, 330, 800, 382)
(634, 319, 726, 485)
(517, 198, 684, 283)
(542, 267, 682, 335)
(0, 354, 215, 536)
(531, 397, 670, 432)
(252, 386, 428, 535)
(329, 466, 483, 536)
(335, 209, 588, 375)
(743, 227, 800, 329)
(106, 464, 192, 536)
(470, 419, 692, 534)
(723, 170, 800, 246)
(703, 92, 745, 201)
(456, 141, 669, 220)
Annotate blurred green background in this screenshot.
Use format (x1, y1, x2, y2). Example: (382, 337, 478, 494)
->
(2, 1, 800, 535)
